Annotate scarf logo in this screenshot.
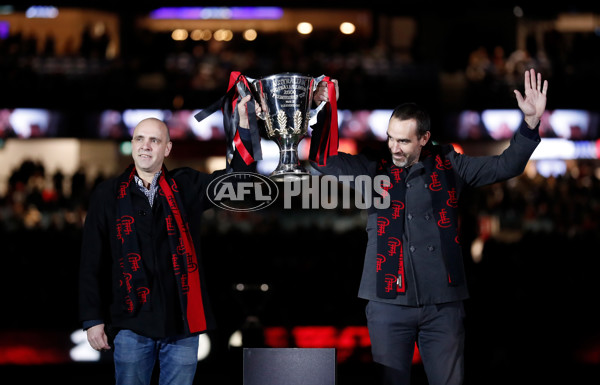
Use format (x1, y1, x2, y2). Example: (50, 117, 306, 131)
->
(127, 253, 141, 272)
(165, 215, 176, 235)
(391, 200, 404, 219)
(390, 167, 403, 183)
(120, 272, 132, 293)
(181, 273, 189, 294)
(118, 181, 130, 199)
(376, 254, 386, 272)
(166, 194, 180, 215)
(377, 217, 390, 236)
(437, 208, 452, 228)
(137, 287, 150, 304)
(377, 158, 388, 170)
(384, 274, 397, 293)
(187, 255, 198, 272)
(116, 215, 134, 243)
(429, 172, 442, 191)
(125, 296, 133, 313)
(176, 237, 188, 256)
(387, 237, 401, 256)
(447, 188, 458, 208)
(379, 179, 393, 198)
(435, 154, 452, 170)
(172, 253, 181, 275)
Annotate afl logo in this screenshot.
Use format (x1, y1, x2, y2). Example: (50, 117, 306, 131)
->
(207, 172, 279, 212)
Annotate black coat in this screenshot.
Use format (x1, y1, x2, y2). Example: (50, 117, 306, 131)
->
(311, 122, 540, 306)
(79, 147, 255, 338)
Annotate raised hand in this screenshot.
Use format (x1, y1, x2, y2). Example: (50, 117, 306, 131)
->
(514, 68, 548, 129)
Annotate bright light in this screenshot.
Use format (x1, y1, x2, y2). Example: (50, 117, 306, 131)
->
(214, 29, 233, 41)
(229, 330, 243, 347)
(150, 7, 283, 20)
(531, 138, 576, 160)
(243, 29, 258, 41)
(198, 333, 211, 361)
(190, 29, 212, 41)
(69, 330, 100, 362)
(8, 108, 50, 137)
(549, 109, 590, 138)
(25, 6, 58, 18)
(339, 22, 355, 35)
(171, 29, 188, 41)
(449, 143, 464, 154)
(122, 109, 166, 134)
(481, 109, 522, 140)
(120, 141, 132, 156)
(536, 159, 567, 177)
(201, 7, 232, 19)
(471, 237, 484, 263)
(297, 22, 313, 35)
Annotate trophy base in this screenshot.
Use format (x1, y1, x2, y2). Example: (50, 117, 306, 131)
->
(269, 167, 310, 182)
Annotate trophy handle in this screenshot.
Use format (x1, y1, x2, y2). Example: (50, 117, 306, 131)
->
(313, 75, 326, 90)
(236, 78, 267, 120)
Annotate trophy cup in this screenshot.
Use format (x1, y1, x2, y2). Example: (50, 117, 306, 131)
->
(240, 73, 323, 181)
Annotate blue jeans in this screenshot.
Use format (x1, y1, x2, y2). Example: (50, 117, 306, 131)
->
(113, 329, 199, 385)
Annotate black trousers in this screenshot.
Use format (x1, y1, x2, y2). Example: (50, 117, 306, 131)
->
(366, 300, 465, 385)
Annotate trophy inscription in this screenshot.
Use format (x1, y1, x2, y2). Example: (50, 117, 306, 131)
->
(245, 73, 321, 181)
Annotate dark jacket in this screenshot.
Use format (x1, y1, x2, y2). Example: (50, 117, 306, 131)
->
(79, 135, 256, 338)
(310, 122, 540, 306)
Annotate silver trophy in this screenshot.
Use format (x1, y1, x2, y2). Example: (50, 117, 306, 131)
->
(240, 73, 324, 181)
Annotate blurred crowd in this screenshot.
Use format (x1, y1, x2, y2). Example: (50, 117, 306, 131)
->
(1, 15, 599, 113)
(1, 157, 598, 242)
(0, 160, 99, 233)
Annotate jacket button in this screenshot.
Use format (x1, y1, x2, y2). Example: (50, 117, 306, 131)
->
(409, 245, 416, 252)
(407, 213, 413, 220)
(138, 210, 147, 216)
(424, 214, 430, 220)
(427, 245, 435, 251)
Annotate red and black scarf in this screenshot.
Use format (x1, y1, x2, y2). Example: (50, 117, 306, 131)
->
(116, 165, 207, 333)
(375, 146, 463, 299)
(308, 76, 339, 166)
(194, 71, 262, 171)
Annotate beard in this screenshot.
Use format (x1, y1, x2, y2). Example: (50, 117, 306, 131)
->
(391, 152, 413, 168)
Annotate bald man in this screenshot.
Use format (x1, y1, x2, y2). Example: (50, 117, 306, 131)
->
(79, 98, 257, 385)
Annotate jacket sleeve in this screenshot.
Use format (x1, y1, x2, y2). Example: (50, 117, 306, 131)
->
(309, 108, 377, 178)
(449, 120, 541, 188)
(79, 182, 113, 325)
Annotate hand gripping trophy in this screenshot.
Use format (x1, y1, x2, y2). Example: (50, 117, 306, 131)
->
(195, 71, 338, 181)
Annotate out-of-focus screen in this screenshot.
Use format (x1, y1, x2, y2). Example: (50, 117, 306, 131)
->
(449, 109, 599, 141)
